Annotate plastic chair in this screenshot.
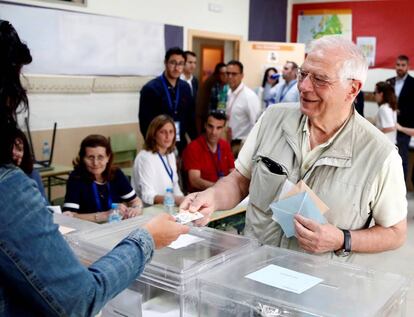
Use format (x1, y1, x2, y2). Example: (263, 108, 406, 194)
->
(109, 132, 138, 168)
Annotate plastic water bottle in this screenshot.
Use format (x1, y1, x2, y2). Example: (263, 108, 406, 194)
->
(163, 188, 175, 214)
(42, 141, 50, 161)
(108, 203, 122, 223)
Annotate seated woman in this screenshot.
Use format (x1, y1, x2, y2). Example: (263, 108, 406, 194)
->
(132, 115, 184, 206)
(12, 129, 48, 203)
(63, 134, 143, 223)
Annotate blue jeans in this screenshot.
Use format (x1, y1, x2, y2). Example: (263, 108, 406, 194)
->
(0, 165, 154, 316)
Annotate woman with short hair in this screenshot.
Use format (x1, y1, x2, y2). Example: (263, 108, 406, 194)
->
(63, 134, 143, 222)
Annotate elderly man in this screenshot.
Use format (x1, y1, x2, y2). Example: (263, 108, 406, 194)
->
(181, 36, 407, 261)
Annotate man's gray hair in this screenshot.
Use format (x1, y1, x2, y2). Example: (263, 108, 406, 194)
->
(307, 36, 368, 85)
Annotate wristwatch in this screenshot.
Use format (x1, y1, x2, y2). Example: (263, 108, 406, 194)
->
(335, 229, 351, 257)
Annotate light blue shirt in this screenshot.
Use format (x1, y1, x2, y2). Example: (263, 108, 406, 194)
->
(395, 74, 407, 98)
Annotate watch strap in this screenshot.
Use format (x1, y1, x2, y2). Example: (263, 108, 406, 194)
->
(342, 229, 351, 252)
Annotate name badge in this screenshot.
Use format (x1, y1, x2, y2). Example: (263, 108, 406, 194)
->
(175, 121, 181, 142)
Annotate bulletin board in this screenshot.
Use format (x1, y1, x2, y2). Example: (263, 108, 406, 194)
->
(240, 41, 305, 89)
(291, 0, 414, 68)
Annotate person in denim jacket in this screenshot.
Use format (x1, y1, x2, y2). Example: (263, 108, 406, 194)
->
(0, 20, 189, 316)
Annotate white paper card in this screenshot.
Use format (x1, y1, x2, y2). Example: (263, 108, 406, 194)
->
(47, 205, 62, 214)
(167, 234, 204, 249)
(245, 264, 323, 294)
(58, 225, 76, 235)
(174, 211, 204, 224)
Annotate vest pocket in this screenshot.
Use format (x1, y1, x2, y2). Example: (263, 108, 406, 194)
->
(249, 158, 288, 214)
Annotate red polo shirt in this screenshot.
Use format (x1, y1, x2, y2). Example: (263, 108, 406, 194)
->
(182, 135, 235, 192)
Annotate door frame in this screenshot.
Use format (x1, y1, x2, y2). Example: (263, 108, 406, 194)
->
(187, 29, 242, 60)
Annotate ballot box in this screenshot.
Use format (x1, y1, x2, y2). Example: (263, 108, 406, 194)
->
(53, 213, 99, 235)
(195, 245, 409, 317)
(67, 216, 259, 316)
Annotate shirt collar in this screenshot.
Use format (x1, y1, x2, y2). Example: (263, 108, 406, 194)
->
(230, 82, 244, 95)
(396, 73, 408, 82)
(302, 109, 354, 150)
(180, 73, 193, 82)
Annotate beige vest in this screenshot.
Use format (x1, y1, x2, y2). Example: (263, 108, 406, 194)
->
(245, 105, 394, 261)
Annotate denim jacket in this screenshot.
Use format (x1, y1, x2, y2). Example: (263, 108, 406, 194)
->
(0, 165, 154, 316)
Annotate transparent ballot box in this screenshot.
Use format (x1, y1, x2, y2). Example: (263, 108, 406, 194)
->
(67, 216, 259, 316)
(197, 246, 409, 317)
(53, 213, 99, 234)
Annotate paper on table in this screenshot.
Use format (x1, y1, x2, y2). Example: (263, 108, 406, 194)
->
(58, 225, 76, 235)
(270, 192, 326, 238)
(167, 234, 204, 249)
(245, 264, 323, 294)
(280, 180, 329, 214)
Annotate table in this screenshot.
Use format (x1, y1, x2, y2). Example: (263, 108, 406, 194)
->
(40, 164, 72, 200)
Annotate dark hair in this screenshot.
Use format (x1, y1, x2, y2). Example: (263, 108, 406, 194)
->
(144, 115, 176, 154)
(261, 67, 278, 88)
(286, 61, 299, 70)
(375, 81, 398, 111)
(12, 129, 34, 174)
(214, 62, 226, 75)
(397, 55, 409, 63)
(184, 50, 196, 59)
(0, 20, 32, 166)
(73, 134, 115, 181)
(207, 109, 227, 122)
(165, 47, 186, 62)
(227, 60, 244, 74)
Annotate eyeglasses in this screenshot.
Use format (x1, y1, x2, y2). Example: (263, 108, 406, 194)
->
(226, 71, 241, 77)
(297, 68, 338, 88)
(85, 155, 107, 163)
(167, 60, 185, 68)
(209, 109, 227, 120)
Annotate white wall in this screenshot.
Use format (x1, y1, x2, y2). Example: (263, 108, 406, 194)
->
(6, 0, 250, 131)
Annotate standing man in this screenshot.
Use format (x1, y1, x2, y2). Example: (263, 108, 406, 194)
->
(387, 55, 414, 182)
(264, 61, 300, 105)
(182, 110, 234, 192)
(180, 51, 199, 100)
(181, 36, 407, 261)
(226, 60, 261, 158)
(139, 47, 197, 153)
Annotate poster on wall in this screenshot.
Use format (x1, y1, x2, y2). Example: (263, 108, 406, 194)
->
(297, 9, 352, 46)
(356, 37, 376, 67)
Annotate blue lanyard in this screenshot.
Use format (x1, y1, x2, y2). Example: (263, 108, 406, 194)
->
(279, 80, 297, 102)
(160, 74, 180, 117)
(158, 153, 174, 183)
(214, 144, 224, 178)
(92, 182, 112, 212)
(205, 137, 224, 178)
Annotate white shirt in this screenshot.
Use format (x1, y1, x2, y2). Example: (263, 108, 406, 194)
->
(132, 150, 183, 205)
(236, 110, 406, 227)
(395, 74, 407, 98)
(180, 74, 193, 94)
(376, 103, 397, 144)
(227, 83, 261, 140)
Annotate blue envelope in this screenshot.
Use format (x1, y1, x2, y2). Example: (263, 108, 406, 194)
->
(270, 192, 326, 238)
